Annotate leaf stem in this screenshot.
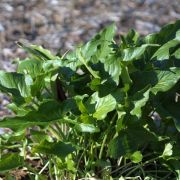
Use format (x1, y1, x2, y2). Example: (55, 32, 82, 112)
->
(39, 161, 49, 174)
(77, 48, 100, 79)
(49, 159, 54, 180)
(54, 123, 66, 140)
(125, 164, 141, 177)
(99, 134, 107, 159)
(99, 112, 117, 159)
(49, 125, 61, 140)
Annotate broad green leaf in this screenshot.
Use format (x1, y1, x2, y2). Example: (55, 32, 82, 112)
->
(103, 54, 122, 85)
(85, 92, 117, 120)
(120, 29, 140, 48)
(0, 130, 25, 144)
(109, 125, 157, 158)
(30, 45, 58, 60)
(0, 99, 77, 130)
(17, 59, 46, 96)
(42, 59, 62, 72)
(89, 78, 101, 91)
(173, 48, 180, 59)
(0, 100, 63, 130)
(120, 63, 132, 87)
(157, 20, 180, 43)
(132, 68, 180, 95)
(80, 24, 118, 83)
(30, 75, 45, 97)
(130, 86, 150, 118)
(64, 51, 82, 71)
(79, 114, 94, 124)
(126, 29, 139, 44)
(0, 153, 23, 172)
(82, 23, 116, 60)
(143, 20, 180, 44)
(0, 71, 31, 97)
(0, 117, 48, 130)
(162, 101, 180, 132)
(30, 130, 51, 143)
(98, 79, 117, 97)
(33, 140, 75, 158)
(151, 68, 180, 95)
(122, 44, 159, 62)
(152, 30, 180, 60)
(74, 94, 88, 113)
(108, 132, 131, 158)
(116, 110, 126, 132)
(130, 151, 143, 163)
(63, 24, 116, 74)
(74, 123, 100, 133)
(112, 88, 126, 104)
(76, 48, 100, 79)
(154, 94, 180, 132)
(17, 58, 43, 78)
(162, 143, 173, 159)
(152, 39, 179, 60)
(17, 42, 57, 61)
(65, 154, 76, 172)
(0, 71, 31, 104)
(7, 103, 30, 116)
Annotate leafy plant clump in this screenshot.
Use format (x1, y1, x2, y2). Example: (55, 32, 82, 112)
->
(0, 20, 179, 179)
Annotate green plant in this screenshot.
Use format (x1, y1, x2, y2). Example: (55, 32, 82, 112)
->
(0, 20, 179, 179)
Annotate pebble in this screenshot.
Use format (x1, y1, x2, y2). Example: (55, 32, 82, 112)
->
(0, 128, 12, 135)
(1, 3, 13, 12)
(135, 20, 160, 34)
(0, 23, 5, 32)
(2, 48, 14, 58)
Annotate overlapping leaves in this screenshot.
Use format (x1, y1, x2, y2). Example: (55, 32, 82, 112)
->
(0, 20, 179, 178)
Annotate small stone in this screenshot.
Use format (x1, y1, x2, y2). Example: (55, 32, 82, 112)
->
(2, 99, 9, 106)
(145, 0, 157, 5)
(0, 128, 12, 135)
(52, 14, 62, 24)
(135, 20, 160, 34)
(0, 128, 5, 135)
(30, 12, 47, 26)
(0, 23, 5, 32)
(49, 0, 59, 5)
(2, 3, 13, 12)
(2, 48, 14, 58)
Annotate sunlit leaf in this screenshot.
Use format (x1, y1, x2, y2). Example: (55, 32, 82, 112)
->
(130, 86, 150, 118)
(152, 30, 180, 60)
(85, 92, 117, 120)
(162, 143, 173, 159)
(74, 123, 100, 133)
(151, 68, 180, 95)
(130, 151, 143, 163)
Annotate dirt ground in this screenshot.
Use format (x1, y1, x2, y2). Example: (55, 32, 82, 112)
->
(0, 0, 180, 115)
